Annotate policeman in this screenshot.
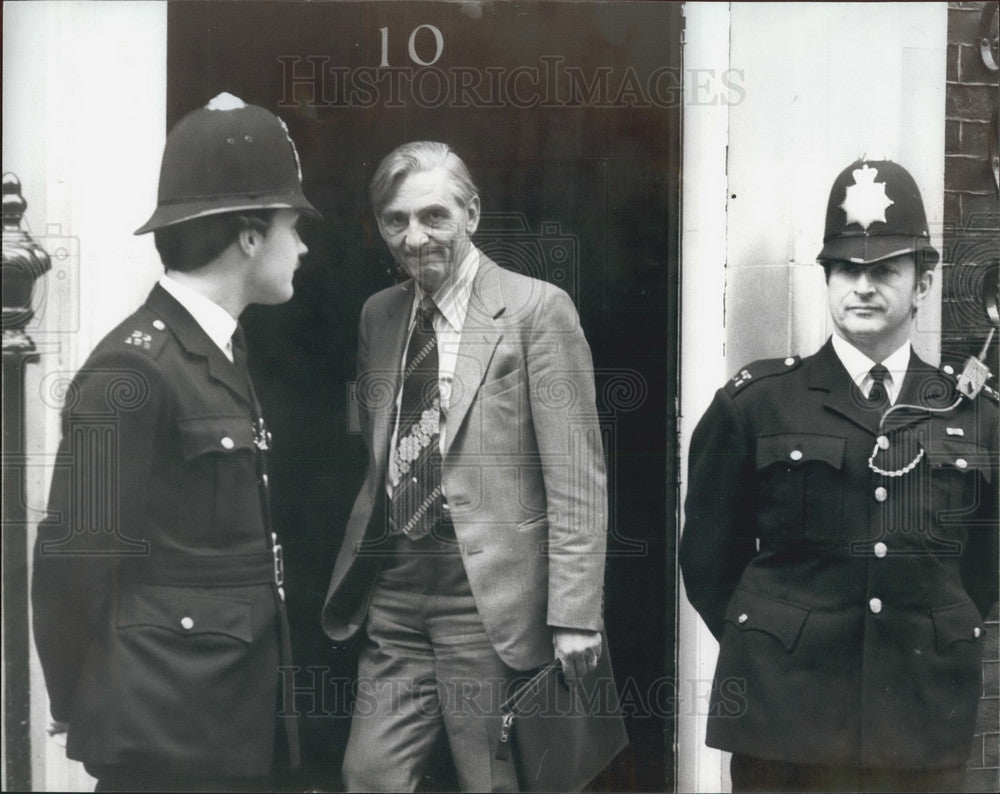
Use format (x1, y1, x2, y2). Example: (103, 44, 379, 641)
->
(681, 159, 998, 793)
(32, 93, 319, 792)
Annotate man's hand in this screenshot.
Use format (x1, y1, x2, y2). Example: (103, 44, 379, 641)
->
(553, 628, 602, 685)
(47, 720, 69, 736)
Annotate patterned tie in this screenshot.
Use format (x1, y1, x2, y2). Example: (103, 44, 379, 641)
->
(867, 364, 889, 408)
(389, 298, 443, 539)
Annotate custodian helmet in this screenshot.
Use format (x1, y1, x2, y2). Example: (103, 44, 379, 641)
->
(135, 92, 319, 235)
(816, 158, 939, 270)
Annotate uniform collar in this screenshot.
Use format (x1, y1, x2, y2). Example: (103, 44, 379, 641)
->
(159, 274, 238, 360)
(830, 333, 911, 404)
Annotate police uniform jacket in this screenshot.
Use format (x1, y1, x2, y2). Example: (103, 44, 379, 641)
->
(680, 338, 998, 770)
(32, 284, 296, 777)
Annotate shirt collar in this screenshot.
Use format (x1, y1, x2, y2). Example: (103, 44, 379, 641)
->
(159, 274, 238, 357)
(831, 333, 911, 400)
(416, 245, 480, 333)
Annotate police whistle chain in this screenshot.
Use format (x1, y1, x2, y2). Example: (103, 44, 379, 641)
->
(866, 396, 964, 478)
(867, 362, 994, 478)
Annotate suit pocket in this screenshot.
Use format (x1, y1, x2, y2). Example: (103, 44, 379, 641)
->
(755, 433, 845, 543)
(479, 368, 523, 399)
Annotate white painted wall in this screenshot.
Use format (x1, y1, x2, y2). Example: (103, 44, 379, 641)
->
(678, 3, 948, 792)
(2, 2, 167, 789)
(677, 5, 734, 792)
(724, 2, 947, 367)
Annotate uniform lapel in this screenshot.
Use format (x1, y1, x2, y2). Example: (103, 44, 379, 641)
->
(883, 350, 954, 434)
(444, 259, 504, 455)
(809, 338, 880, 435)
(145, 284, 251, 406)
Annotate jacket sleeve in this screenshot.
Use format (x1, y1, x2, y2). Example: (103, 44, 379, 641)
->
(960, 398, 999, 620)
(31, 347, 164, 721)
(680, 388, 758, 640)
(527, 286, 608, 633)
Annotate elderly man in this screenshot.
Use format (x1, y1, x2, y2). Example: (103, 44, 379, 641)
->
(322, 141, 609, 791)
(32, 93, 318, 792)
(681, 159, 998, 792)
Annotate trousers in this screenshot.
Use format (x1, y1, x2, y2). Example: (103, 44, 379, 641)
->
(342, 519, 521, 792)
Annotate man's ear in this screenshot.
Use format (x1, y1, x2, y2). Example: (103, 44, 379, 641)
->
(465, 195, 481, 236)
(914, 268, 933, 309)
(237, 226, 259, 257)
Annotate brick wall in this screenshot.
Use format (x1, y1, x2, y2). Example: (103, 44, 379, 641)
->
(944, 3, 999, 792)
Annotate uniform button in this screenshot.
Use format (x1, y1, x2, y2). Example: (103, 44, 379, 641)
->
(869, 598, 882, 614)
(262, 473, 269, 487)
(874, 542, 887, 558)
(412, 476, 418, 483)
(974, 627, 982, 638)
(278, 586, 285, 601)
(180, 617, 194, 630)
(152, 319, 166, 331)
(442, 502, 450, 510)
(221, 436, 235, 449)
(876, 435, 889, 450)
(943, 364, 955, 375)
(738, 613, 748, 624)
(784, 357, 795, 366)
(955, 458, 968, 470)
(874, 486, 888, 502)
(789, 450, 803, 462)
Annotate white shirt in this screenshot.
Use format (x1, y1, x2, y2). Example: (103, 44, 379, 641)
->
(159, 274, 238, 361)
(831, 333, 910, 405)
(387, 246, 480, 491)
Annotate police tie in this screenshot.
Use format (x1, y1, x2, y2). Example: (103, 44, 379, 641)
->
(867, 363, 890, 409)
(389, 297, 444, 540)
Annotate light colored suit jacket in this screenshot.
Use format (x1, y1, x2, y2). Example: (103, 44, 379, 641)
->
(322, 257, 607, 671)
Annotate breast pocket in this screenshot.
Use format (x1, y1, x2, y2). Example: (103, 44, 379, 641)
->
(755, 433, 846, 543)
(923, 438, 992, 523)
(175, 416, 259, 534)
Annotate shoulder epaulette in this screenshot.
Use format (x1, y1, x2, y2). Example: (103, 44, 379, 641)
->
(725, 356, 801, 396)
(119, 314, 169, 358)
(938, 362, 1000, 405)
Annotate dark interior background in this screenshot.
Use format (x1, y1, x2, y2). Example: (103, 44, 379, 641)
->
(168, 3, 681, 789)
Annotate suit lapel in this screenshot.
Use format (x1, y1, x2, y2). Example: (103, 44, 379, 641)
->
(145, 284, 251, 406)
(369, 284, 414, 473)
(444, 259, 504, 455)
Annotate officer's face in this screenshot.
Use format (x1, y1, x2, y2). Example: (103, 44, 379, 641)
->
(247, 209, 307, 305)
(826, 254, 932, 355)
(377, 168, 480, 295)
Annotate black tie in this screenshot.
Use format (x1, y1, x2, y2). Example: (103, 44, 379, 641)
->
(867, 364, 889, 408)
(389, 298, 443, 539)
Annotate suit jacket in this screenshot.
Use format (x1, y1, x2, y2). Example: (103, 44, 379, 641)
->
(680, 339, 999, 770)
(322, 257, 607, 671)
(32, 284, 294, 777)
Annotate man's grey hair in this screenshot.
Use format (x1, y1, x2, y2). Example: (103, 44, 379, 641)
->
(369, 141, 479, 214)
